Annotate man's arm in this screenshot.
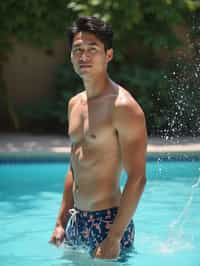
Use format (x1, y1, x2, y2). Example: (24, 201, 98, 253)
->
(95, 94, 147, 258)
(49, 167, 74, 246)
(54, 168, 74, 228)
(109, 99, 147, 239)
(49, 97, 75, 246)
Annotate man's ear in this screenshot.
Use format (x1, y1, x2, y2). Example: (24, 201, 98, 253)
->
(70, 51, 73, 62)
(106, 48, 113, 62)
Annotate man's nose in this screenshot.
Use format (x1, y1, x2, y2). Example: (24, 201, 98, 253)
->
(80, 50, 89, 61)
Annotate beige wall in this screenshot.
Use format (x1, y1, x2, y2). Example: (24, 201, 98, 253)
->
(2, 39, 67, 106)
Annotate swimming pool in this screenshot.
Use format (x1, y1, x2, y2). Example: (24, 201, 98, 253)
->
(0, 156, 200, 266)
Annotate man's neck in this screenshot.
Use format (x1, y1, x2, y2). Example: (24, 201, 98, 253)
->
(83, 74, 111, 99)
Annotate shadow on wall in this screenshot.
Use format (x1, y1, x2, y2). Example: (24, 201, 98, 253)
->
(2, 39, 66, 107)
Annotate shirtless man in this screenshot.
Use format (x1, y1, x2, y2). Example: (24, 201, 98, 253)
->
(49, 16, 147, 260)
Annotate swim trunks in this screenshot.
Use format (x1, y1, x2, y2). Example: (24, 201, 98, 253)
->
(65, 207, 135, 253)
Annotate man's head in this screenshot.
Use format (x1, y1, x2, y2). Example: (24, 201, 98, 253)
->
(68, 16, 113, 52)
(68, 16, 114, 78)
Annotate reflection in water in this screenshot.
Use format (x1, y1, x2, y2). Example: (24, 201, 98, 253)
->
(52, 245, 135, 266)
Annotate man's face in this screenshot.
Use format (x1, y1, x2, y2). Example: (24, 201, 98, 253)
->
(70, 31, 113, 78)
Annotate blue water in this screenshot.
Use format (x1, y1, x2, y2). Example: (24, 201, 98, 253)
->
(0, 158, 200, 266)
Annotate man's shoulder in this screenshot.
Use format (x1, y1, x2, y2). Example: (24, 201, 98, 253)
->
(68, 91, 85, 107)
(114, 86, 144, 116)
(113, 86, 146, 134)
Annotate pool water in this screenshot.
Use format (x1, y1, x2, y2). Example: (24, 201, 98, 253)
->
(0, 158, 200, 266)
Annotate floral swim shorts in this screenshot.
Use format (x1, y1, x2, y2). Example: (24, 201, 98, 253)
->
(65, 207, 135, 253)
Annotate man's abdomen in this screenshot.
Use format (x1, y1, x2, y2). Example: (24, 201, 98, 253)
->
(73, 180, 121, 211)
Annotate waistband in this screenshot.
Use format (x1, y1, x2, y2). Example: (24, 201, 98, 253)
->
(70, 206, 119, 218)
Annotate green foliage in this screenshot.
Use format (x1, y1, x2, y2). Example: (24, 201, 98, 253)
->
(109, 64, 170, 134)
(66, 0, 195, 55)
(52, 62, 82, 127)
(1, 0, 200, 134)
(0, 1, 73, 49)
(0, 0, 198, 53)
(164, 59, 200, 137)
(17, 99, 55, 133)
(0, 0, 76, 130)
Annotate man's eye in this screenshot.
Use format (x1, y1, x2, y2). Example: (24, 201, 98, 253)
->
(73, 48, 82, 54)
(89, 47, 97, 52)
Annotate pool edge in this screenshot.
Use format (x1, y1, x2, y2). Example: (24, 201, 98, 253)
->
(0, 150, 200, 162)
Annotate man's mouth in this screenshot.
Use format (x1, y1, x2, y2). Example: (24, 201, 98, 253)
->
(79, 64, 92, 68)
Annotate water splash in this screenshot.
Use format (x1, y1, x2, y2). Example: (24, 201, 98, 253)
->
(160, 12, 200, 140)
(170, 173, 200, 227)
(158, 174, 200, 254)
(192, 174, 200, 188)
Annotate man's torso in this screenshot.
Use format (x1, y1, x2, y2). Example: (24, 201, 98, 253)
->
(68, 85, 127, 210)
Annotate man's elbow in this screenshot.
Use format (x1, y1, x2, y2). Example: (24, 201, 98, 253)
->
(136, 174, 146, 190)
(128, 173, 147, 189)
(141, 175, 147, 189)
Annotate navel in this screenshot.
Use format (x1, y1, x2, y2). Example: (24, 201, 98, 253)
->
(90, 133, 96, 139)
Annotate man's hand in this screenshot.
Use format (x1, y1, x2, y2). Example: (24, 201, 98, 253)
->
(49, 225, 65, 247)
(94, 235, 121, 259)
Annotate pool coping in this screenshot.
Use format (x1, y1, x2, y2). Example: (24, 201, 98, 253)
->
(0, 150, 200, 162)
(0, 134, 200, 161)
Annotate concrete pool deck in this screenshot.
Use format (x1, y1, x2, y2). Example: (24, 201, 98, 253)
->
(0, 134, 200, 157)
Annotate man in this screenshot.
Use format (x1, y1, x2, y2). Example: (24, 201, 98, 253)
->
(49, 16, 147, 260)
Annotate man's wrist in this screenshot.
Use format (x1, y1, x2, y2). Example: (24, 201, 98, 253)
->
(107, 229, 122, 241)
(55, 222, 64, 228)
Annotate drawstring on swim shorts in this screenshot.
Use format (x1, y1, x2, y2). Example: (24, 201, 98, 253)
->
(67, 208, 79, 245)
(69, 208, 79, 225)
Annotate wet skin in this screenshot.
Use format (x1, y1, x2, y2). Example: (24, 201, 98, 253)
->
(50, 32, 147, 259)
(69, 32, 122, 210)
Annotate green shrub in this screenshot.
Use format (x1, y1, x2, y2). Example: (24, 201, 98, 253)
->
(1, 1, 200, 135)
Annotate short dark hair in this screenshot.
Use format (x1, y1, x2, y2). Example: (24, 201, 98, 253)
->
(68, 16, 113, 51)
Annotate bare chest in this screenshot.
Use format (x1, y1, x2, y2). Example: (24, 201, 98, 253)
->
(68, 100, 114, 144)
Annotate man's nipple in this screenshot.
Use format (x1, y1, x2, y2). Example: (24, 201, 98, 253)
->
(90, 134, 96, 139)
